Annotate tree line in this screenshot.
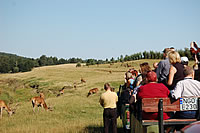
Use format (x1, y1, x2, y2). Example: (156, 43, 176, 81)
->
(0, 48, 193, 73)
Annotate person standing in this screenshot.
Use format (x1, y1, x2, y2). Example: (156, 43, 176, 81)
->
(99, 83, 118, 133)
(156, 48, 171, 87)
(167, 51, 184, 90)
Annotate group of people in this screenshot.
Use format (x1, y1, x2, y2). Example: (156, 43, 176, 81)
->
(99, 41, 200, 133)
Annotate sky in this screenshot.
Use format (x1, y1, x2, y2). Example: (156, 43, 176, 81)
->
(0, 0, 200, 60)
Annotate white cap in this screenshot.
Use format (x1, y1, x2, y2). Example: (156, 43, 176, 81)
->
(181, 56, 189, 62)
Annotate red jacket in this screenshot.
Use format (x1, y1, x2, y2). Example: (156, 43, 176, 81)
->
(137, 83, 170, 120)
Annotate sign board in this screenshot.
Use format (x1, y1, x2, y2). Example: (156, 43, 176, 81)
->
(180, 97, 198, 111)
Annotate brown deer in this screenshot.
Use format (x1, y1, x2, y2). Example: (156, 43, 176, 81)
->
(59, 89, 64, 94)
(87, 88, 99, 97)
(31, 93, 52, 112)
(73, 82, 77, 89)
(81, 78, 86, 83)
(0, 100, 14, 119)
(57, 87, 65, 97)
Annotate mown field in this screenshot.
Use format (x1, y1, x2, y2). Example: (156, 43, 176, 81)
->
(0, 59, 171, 133)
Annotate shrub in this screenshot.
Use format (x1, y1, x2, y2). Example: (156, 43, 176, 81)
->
(76, 63, 81, 67)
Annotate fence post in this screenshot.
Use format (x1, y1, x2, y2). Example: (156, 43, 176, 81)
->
(158, 99, 164, 133)
(197, 98, 200, 120)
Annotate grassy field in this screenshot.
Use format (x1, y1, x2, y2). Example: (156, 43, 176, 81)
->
(0, 59, 163, 133)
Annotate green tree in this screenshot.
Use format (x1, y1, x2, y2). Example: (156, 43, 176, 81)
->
(110, 57, 115, 63)
(184, 48, 193, 60)
(58, 58, 66, 64)
(38, 55, 47, 66)
(0, 56, 11, 73)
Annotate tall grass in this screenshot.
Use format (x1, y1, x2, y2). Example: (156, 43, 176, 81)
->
(0, 60, 162, 132)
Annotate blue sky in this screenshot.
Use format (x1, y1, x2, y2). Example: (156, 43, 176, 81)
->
(0, 0, 200, 60)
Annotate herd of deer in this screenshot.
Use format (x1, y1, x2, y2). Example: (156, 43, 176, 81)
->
(0, 92, 52, 119)
(0, 78, 100, 119)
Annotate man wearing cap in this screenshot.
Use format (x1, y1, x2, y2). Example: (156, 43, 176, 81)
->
(137, 71, 170, 120)
(156, 48, 171, 87)
(99, 83, 118, 133)
(181, 56, 189, 68)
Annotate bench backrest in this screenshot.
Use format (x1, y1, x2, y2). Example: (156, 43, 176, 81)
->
(142, 98, 180, 112)
(135, 97, 200, 133)
(141, 97, 200, 113)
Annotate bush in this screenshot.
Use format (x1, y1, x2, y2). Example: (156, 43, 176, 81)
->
(76, 63, 81, 67)
(12, 67, 19, 73)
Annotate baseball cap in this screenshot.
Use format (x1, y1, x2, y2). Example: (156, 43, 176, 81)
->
(181, 57, 189, 65)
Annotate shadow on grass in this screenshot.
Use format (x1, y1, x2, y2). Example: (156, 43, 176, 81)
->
(85, 125, 124, 133)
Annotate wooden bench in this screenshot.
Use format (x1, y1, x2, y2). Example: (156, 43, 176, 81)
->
(135, 97, 200, 133)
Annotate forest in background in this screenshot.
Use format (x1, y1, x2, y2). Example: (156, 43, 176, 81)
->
(0, 47, 192, 73)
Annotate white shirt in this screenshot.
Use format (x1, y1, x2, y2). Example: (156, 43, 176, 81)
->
(171, 77, 200, 99)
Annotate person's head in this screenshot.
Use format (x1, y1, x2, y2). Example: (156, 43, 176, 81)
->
(126, 72, 133, 80)
(183, 66, 194, 79)
(181, 56, 189, 67)
(146, 71, 157, 83)
(140, 62, 152, 74)
(168, 51, 181, 64)
(132, 70, 138, 77)
(163, 48, 171, 58)
(170, 47, 175, 51)
(104, 83, 111, 90)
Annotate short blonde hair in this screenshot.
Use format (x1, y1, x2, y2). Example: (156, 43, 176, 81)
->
(168, 51, 181, 64)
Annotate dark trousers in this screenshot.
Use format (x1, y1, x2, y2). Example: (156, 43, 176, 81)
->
(174, 111, 196, 119)
(103, 108, 117, 133)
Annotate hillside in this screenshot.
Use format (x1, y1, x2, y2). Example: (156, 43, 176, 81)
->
(0, 59, 161, 132)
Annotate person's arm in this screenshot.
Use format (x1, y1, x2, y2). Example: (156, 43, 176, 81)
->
(115, 93, 118, 103)
(99, 96, 104, 107)
(170, 82, 183, 99)
(136, 76, 142, 86)
(136, 86, 142, 100)
(167, 65, 177, 86)
(126, 79, 131, 88)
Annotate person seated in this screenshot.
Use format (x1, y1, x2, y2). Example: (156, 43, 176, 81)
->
(136, 71, 170, 120)
(125, 72, 136, 90)
(171, 66, 200, 119)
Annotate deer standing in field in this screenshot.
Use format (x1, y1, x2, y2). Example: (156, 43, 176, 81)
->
(81, 78, 86, 84)
(0, 100, 14, 119)
(31, 93, 52, 112)
(87, 88, 99, 97)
